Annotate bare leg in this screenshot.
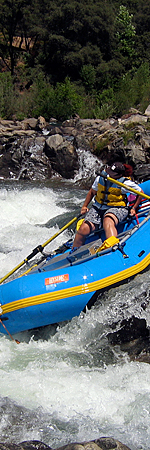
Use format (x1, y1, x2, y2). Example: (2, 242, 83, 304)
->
(103, 214, 118, 239)
(72, 221, 95, 249)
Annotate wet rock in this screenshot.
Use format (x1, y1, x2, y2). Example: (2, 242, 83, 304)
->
(57, 437, 131, 450)
(45, 135, 79, 179)
(0, 442, 51, 450)
(0, 445, 20, 450)
(0, 439, 131, 450)
(20, 441, 52, 449)
(108, 316, 150, 362)
(0, 135, 52, 180)
(1, 112, 150, 181)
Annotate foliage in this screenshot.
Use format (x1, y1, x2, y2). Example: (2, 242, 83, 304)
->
(0, 73, 15, 118)
(115, 5, 136, 58)
(94, 137, 110, 155)
(30, 76, 83, 121)
(80, 64, 96, 92)
(0, 0, 31, 75)
(1, 0, 150, 120)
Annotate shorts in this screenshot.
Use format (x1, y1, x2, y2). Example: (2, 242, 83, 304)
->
(85, 205, 128, 228)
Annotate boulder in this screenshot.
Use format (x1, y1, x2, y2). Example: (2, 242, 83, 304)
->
(125, 140, 147, 164)
(0, 438, 131, 450)
(144, 104, 150, 116)
(45, 135, 79, 179)
(1, 113, 150, 182)
(134, 163, 150, 181)
(107, 316, 150, 363)
(56, 437, 131, 450)
(21, 118, 38, 130)
(36, 116, 47, 131)
(0, 135, 52, 181)
(45, 134, 63, 149)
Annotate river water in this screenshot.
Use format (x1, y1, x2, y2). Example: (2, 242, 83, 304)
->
(0, 163, 150, 450)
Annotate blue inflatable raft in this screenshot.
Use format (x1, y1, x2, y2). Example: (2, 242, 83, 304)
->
(1, 180, 150, 337)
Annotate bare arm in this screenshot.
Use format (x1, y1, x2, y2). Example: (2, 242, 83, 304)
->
(130, 189, 144, 216)
(81, 188, 97, 215)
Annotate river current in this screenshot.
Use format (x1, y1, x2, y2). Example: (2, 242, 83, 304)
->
(0, 166, 150, 450)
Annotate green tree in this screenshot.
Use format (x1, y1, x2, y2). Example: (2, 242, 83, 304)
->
(0, 0, 43, 75)
(0, 0, 26, 74)
(80, 64, 96, 92)
(115, 5, 136, 59)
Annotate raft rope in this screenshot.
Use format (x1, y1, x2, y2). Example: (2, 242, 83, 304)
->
(135, 213, 140, 225)
(0, 318, 20, 344)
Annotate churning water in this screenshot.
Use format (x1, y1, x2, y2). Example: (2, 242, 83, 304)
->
(0, 179, 150, 450)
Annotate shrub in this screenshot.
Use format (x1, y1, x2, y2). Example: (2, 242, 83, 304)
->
(0, 73, 15, 118)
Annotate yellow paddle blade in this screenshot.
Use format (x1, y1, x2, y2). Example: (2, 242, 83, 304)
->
(96, 236, 119, 252)
(76, 218, 84, 230)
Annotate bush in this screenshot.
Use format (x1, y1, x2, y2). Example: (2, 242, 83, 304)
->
(94, 88, 114, 119)
(1, 62, 150, 121)
(0, 73, 15, 118)
(29, 73, 55, 119)
(29, 75, 83, 121)
(51, 77, 83, 120)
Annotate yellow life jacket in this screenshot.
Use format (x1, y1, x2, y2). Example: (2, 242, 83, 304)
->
(95, 172, 128, 207)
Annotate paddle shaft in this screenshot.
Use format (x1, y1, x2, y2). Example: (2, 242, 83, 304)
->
(41, 215, 81, 248)
(105, 175, 150, 200)
(0, 214, 81, 284)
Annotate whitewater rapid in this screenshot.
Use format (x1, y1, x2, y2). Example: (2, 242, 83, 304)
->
(0, 180, 150, 450)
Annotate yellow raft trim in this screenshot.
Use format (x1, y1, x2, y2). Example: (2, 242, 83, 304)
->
(1, 253, 150, 315)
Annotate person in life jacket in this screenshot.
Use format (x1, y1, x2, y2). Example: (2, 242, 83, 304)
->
(71, 161, 143, 251)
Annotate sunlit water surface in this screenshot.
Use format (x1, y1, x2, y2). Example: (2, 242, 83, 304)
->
(0, 179, 150, 450)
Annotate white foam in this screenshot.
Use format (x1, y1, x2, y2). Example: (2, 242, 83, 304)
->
(0, 181, 150, 450)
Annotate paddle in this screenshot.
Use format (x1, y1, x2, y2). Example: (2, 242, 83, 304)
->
(0, 214, 81, 284)
(104, 174, 150, 200)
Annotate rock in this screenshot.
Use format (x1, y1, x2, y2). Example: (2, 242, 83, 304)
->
(20, 441, 52, 449)
(0, 439, 132, 450)
(45, 135, 79, 178)
(144, 104, 150, 116)
(21, 118, 38, 130)
(74, 134, 92, 152)
(36, 116, 47, 131)
(0, 442, 51, 450)
(1, 111, 150, 181)
(125, 140, 147, 164)
(48, 126, 63, 136)
(134, 163, 150, 181)
(45, 134, 63, 149)
(107, 316, 150, 363)
(119, 113, 147, 125)
(0, 135, 52, 181)
(57, 437, 131, 450)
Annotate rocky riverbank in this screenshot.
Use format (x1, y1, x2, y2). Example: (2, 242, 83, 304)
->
(1, 108, 150, 184)
(0, 437, 132, 450)
(0, 111, 150, 365)
(0, 113, 150, 449)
